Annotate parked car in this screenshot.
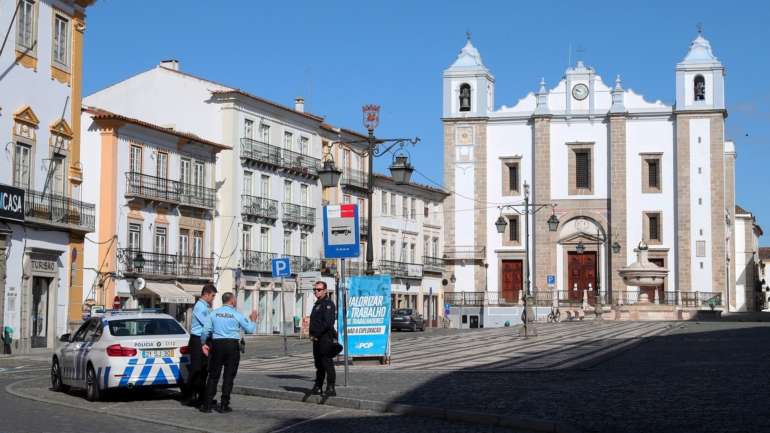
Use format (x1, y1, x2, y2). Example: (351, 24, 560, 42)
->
(391, 308, 425, 332)
(51, 310, 190, 401)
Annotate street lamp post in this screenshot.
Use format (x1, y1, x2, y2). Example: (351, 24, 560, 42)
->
(318, 104, 420, 275)
(494, 182, 559, 338)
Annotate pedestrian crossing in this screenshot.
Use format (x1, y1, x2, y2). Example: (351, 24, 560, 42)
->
(238, 321, 671, 373)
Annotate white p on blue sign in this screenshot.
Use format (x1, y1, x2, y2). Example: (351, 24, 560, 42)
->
(272, 258, 291, 277)
(547, 274, 556, 287)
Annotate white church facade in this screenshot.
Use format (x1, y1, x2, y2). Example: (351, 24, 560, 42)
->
(442, 33, 747, 323)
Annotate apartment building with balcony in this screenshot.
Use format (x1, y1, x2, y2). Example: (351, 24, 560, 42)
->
(0, 0, 95, 353)
(83, 60, 364, 334)
(370, 174, 449, 324)
(80, 108, 226, 325)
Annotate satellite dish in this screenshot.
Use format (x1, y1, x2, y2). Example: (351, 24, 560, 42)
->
(132, 277, 146, 291)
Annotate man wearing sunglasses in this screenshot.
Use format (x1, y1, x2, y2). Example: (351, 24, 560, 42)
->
(309, 280, 337, 397)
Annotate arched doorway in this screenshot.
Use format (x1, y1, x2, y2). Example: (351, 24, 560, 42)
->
(556, 217, 607, 306)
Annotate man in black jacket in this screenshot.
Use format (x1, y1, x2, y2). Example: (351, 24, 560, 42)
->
(309, 280, 336, 397)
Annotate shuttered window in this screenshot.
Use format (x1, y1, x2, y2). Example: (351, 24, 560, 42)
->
(508, 164, 519, 192)
(648, 159, 659, 189)
(508, 216, 519, 242)
(648, 214, 660, 241)
(575, 150, 591, 189)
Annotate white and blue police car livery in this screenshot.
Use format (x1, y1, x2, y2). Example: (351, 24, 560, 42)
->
(51, 310, 191, 401)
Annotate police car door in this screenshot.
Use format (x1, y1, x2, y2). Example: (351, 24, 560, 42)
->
(63, 319, 100, 386)
(61, 320, 91, 383)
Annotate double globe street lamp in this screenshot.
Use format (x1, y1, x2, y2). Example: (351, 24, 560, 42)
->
(493, 181, 559, 338)
(318, 104, 420, 275)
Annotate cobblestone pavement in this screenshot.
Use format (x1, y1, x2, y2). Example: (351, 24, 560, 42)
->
(1, 369, 525, 432)
(233, 321, 770, 433)
(240, 321, 669, 373)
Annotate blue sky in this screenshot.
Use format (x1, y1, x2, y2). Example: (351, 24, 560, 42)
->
(83, 0, 770, 245)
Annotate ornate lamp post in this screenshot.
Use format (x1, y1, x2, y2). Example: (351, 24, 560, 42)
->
(318, 104, 420, 275)
(494, 182, 558, 338)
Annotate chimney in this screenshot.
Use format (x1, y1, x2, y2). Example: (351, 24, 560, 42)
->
(294, 97, 305, 113)
(159, 59, 180, 71)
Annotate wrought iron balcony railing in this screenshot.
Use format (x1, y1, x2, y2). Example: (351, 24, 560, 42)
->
(445, 292, 485, 306)
(378, 259, 423, 278)
(117, 249, 214, 280)
(283, 203, 315, 226)
(443, 246, 486, 261)
(285, 255, 320, 274)
(23, 188, 95, 233)
(341, 168, 368, 190)
(125, 172, 216, 210)
(422, 256, 445, 274)
(241, 195, 278, 220)
(240, 137, 320, 177)
(242, 250, 276, 273)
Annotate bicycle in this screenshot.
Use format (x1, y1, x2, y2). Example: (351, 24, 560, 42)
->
(547, 307, 561, 323)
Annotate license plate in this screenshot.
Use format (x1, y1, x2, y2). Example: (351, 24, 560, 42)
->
(141, 349, 175, 358)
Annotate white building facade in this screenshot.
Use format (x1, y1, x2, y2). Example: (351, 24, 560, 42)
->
(80, 109, 225, 325)
(443, 34, 742, 323)
(369, 175, 448, 324)
(0, 0, 95, 353)
(83, 61, 361, 334)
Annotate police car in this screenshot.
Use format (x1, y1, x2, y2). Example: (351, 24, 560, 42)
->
(51, 309, 191, 401)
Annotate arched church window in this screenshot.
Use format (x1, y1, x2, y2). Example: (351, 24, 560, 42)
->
(694, 75, 705, 101)
(459, 83, 471, 112)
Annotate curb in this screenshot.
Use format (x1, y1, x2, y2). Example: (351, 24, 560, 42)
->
(231, 385, 581, 433)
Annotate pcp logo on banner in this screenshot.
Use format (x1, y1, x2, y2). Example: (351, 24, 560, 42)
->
(355, 342, 374, 349)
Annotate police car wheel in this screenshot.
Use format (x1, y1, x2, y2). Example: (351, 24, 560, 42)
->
(51, 359, 68, 392)
(85, 365, 101, 402)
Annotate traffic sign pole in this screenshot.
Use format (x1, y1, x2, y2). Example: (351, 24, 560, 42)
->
(341, 258, 349, 387)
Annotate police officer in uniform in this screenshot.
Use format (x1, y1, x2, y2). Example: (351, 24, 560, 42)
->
(182, 284, 216, 407)
(200, 292, 257, 413)
(309, 281, 337, 397)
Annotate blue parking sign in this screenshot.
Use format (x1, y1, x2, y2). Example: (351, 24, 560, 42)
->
(272, 258, 291, 277)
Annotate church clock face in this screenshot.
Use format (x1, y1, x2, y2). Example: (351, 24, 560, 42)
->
(572, 83, 589, 101)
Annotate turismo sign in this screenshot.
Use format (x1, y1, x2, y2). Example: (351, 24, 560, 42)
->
(0, 184, 24, 222)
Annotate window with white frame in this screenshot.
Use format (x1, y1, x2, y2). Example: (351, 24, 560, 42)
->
(16, 0, 37, 52)
(129, 145, 142, 174)
(52, 12, 69, 68)
(49, 156, 65, 196)
(402, 196, 408, 219)
(299, 136, 309, 155)
(381, 240, 387, 261)
(243, 119, 254, 140)
(284, 180, 292, 203)
(179, 229, 190, 256)
(401, 242, 408, 261)
(409, 243, 415, 263)
(260, 227, 270, 251)
(343, 195, 351, 204)
(260, 175, 270, 198)
(154, 227, 167, 254)
(381, 192, 388, 216)
(13, 143, 31, 189)
(243, 171, 253, 195)
(283, 231, 292, 255)
(283, 131, 293, 150)
(410, 198, 416, 220)
(128, 223, 142, 251)
(300, 233, 308, 257)
(389, 240, 396, 261)
(300, 184, 309, 206)
(258, 124, 270, 143)
(194, 161, 205, 188)
(242, 225, 251, 251)
(432, 237, 439, 257)
(180, 158, 192, 184)
(193, 231, 203, 258)
(390, 194, 396, 216)
(156, 151, 168, 179)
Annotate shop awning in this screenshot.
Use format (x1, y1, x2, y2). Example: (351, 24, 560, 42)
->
(176, 282, 204, 298)
(138, 282, 195, 304)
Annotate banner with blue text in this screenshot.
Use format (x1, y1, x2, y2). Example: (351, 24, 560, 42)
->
(338, 275, 391, 358)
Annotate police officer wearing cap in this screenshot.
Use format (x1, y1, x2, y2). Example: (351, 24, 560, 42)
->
(182, 284, 217, 407)
(309, 280, 337, 397)
(200, 292, 257, 413)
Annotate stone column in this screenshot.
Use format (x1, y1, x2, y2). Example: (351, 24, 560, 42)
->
(532, 116, 555, 291)
(709, 115, 727, 296)
(609, 114, 628, 299)
(675, 115, 692, 292)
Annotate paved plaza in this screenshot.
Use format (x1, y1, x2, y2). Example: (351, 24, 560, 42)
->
(2, 320, 769, 433)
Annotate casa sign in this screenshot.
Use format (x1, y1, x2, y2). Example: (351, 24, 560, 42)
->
(0, 184, 24, 222)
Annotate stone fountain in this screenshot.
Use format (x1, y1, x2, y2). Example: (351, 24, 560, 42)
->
(615, 241, 673, 320)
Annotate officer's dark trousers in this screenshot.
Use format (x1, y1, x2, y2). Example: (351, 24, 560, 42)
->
(206, 339, 240, 405)
(312, 336, 335, 387)
(186, 335, 208, 400)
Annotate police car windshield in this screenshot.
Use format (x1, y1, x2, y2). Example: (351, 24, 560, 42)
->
(108, 318, 185, 336)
